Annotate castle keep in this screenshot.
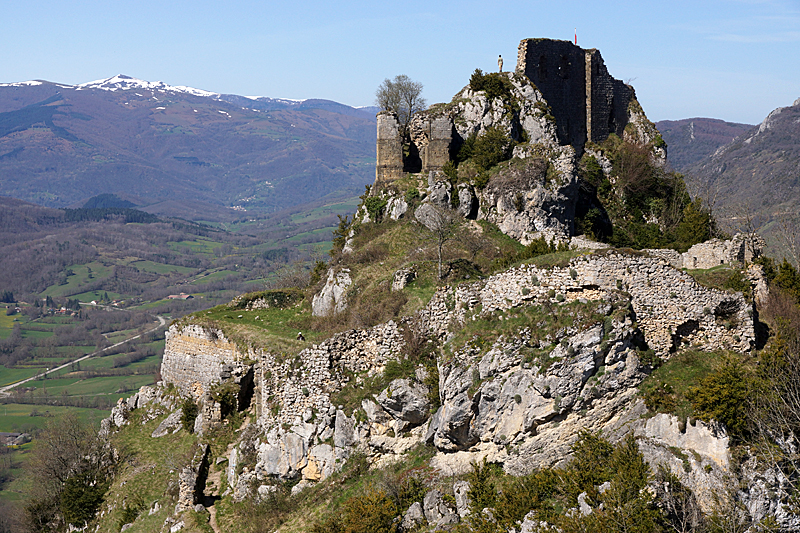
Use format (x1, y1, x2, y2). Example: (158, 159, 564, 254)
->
(516, 39, 633, 147)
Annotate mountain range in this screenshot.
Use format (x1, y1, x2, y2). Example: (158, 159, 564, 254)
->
(654, 117, 753, 171)
(684, 98, 800, 220)
(0, 75, 378, 221)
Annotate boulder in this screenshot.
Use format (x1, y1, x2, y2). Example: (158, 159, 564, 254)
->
(423, 489, 458, 527)
(401, 501, 425, 531)
(453, 480, 471, 518)
(312, 269, 352, 317)
(387, 196, 409, 220)
(376, 378, 431, 427)
(151, 409, 182, 438)
(457, 184, 477, 219)
(392, 268, 417, 292)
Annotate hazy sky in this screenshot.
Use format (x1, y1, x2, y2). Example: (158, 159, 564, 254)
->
(3, 0, 798, 124)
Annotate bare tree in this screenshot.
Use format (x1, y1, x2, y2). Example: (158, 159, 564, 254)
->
(418, 204, 459, 279)
(375, 75, 426, 138)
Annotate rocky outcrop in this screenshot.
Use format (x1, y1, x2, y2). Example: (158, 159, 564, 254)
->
(311, 268, 352, 317)
(445, 72, 558, 148)
(476, 146, 579, 243)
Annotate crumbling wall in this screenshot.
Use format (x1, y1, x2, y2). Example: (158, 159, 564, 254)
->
(681, 233, 765, 269)
(421, 251, 755, 357)
(516, 38, 632, 149)
(376, 112, 404, 184)
(259, 321, 404, 425)
(409, 112, 453, 173)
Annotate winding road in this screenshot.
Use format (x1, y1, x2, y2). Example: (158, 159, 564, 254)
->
(0, 315, 166, 395)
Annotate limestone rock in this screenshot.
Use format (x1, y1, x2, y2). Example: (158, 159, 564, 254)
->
(151, 409, 182, 438)
(386, 196, 408, 220)
(449, 73, 557, 147)
(376, 378, 431, 428)
(476, 149, 579, 244)
(401, 501, 425, 531)
(457, 184, 477, 219)
(577, 492, 592, 515)
(414, 203, 445, 232)
(427, 180, 451, 208)
(110, 398, 129, 428)
(423, 489, 458, 527)
(392, 268, 416, 292)
(304, 444, 335, 481)
(637, 413, 729, 468)
(453, 480, 471, 518)
(312, 269, 352, 317)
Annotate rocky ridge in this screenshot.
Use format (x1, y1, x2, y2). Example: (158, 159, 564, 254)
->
(93, 40, 798, 533)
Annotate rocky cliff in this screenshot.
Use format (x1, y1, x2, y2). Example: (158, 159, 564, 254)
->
(92, 39, 799, 533)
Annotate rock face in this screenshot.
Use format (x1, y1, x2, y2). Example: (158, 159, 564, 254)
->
(311, 268, 352, 317)
(445, 72, 557, 148)
(154, 248, 756, 493)
(476, 147, 579, 243)
(376, 378, 430, 427)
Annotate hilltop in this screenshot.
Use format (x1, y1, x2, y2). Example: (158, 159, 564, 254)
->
(7, 40, 800, 533)
(655, 117, 753, 171)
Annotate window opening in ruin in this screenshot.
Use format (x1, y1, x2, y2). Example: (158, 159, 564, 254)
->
(403, 142, 422, 173)
(538, 55, 547, 80)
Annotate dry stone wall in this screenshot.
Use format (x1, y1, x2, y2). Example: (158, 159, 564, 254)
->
(418, 251, 754, 357)
(259, 321, 404, 426)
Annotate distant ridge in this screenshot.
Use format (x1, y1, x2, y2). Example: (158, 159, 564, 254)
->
(656, 118, 753, 171)
(0, 75, 378, 221)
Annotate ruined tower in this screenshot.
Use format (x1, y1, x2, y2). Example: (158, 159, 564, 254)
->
(516, 39, 633, 147)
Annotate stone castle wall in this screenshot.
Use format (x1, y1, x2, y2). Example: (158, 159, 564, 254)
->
(516, 39, 632, 148)
(409, 113, 453, 173)
(517, 38, 588, 147)
(421, 252, 754, 357)
(376, 112, 404, 184)
(259, 321, 404, 425)
(162, 324, 254, 400)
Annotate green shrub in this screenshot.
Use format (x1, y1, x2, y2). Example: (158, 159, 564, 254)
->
(181, 398, 199, 433)
(60, 471, 110, 528)
(442, 160, 458, 181)
(313, 486, 398, 533)
(469, 69, 514, 102)
(364, 196, 388, 223)
(465, 459, 501, 514)
(470, 127, 513, 172)
(687, 358, 751, 439)
(116, 494, 144, 531)
(404, 186, 420, 203)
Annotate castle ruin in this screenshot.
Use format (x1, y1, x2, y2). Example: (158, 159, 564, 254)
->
(375, 38, 635, 185)
(516, 39, 633, 147)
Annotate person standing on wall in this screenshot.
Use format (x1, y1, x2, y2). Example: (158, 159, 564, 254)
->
(498, 55, 503, 72)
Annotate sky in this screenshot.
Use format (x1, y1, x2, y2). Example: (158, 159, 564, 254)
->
(2, 0, 798, 125)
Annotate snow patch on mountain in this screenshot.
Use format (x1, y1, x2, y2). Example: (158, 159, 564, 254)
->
(76, 74, 219, 98)
(0, 80, 44, 87)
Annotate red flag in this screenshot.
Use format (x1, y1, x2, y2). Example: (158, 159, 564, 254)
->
(574, 29, 577, 45)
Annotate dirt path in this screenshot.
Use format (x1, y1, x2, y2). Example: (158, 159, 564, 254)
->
(203, 415, 252, 533)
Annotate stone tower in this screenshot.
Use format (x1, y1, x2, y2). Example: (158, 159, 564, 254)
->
(516, 39, 633, 148)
